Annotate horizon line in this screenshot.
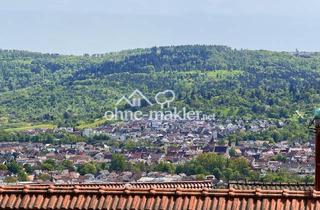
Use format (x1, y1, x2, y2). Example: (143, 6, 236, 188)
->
(0, 44, 315, 57)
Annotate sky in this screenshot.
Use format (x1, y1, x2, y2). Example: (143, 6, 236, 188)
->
(0, 0, 319, 55)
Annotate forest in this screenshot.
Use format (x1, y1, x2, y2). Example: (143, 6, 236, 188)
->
(0, 45, 320, 142)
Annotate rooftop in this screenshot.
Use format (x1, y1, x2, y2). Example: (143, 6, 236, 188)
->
(0, 181, 318, 210)
(228, 181, 314, 191)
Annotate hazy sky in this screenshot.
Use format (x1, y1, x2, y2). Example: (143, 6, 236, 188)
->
(0, 0, 319, 54)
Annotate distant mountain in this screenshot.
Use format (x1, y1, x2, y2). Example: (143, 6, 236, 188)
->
(0, 45, 319, 131)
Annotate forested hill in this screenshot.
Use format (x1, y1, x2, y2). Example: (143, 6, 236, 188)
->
(0, 45, 320, 130)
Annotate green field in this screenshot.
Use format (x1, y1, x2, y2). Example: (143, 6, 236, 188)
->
(1, 123, 56, 132)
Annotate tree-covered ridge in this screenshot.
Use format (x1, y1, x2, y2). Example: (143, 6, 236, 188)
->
(0, 45, 320, 129)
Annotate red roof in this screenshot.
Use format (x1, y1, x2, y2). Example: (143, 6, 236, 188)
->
(0, 182, 318, 209)
(228, 181, 314, 191)
(50, 180, 214, 189)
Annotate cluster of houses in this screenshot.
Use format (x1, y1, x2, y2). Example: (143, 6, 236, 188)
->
(92, 118, 284, 141)
(0, 118, 314, 184)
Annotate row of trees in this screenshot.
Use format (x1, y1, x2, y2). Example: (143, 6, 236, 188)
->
(152, 153, 313, 183)
(0, 131, 85, 144)
(0, 152, 312, 183)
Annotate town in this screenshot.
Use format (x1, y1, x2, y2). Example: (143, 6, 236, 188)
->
(0, 117, 314, 184)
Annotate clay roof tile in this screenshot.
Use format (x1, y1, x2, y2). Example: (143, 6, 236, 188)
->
(0, 181, 318, 209)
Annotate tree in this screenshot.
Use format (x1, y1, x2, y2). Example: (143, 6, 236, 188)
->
(224, 168, 233, 180)
(218, 139, 226, 145)
(0, 164, 7, 171)
(212, 168, 222, 180)
(110, 154, 126, 172)
(303, 175, 314, 183)
(4, 176, 17, 183)
(77, 163, 97, 175)
(196, 174, 206, 180)
(38, 173, 51, 181)
(153, 161, 175, 174)
(41, 159, 56, 171)
(272, 154, 287, 163)
(229, 147, 236, 157)
(17, 171, 29, 181)
(23, 164, 34, 174)
(124, 140, 137, 151)
(61, 160, 75, 171)
(6, 161, 23, 174)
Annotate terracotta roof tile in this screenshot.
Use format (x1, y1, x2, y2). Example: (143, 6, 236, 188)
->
(34, 194, 44, 209)
(0, 182, 319, 209)
(62, 194, 70, 209)
(104, 195, 112, 209)
(228, 181, 314, 190)
(69, 196, 77, 209)
(139, 195, 147, 210)
(203, 196, 211, 209)
(42, 197, 50, 209)
(51, 180, 215, 189)
(14, 195, 22, 209)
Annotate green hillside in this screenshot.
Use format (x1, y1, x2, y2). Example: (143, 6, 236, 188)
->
(0, 45, 320, 134)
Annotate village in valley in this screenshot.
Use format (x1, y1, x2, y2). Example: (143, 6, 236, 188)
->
(0, 89, 314, 184)
(0, 115, 314, 184)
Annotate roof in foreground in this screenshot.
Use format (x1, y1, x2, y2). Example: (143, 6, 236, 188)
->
(46, 180, 215, 189)
(0, 181, 319, 210)
(228, 181, 314, 191)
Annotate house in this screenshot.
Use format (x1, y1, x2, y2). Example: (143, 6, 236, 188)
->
(82, 129, 94, 137)
(214, 145, 229, 157)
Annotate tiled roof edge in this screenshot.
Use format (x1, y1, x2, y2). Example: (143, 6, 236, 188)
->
(228, 181, 314, 186)
(0, 185, 318, 198)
